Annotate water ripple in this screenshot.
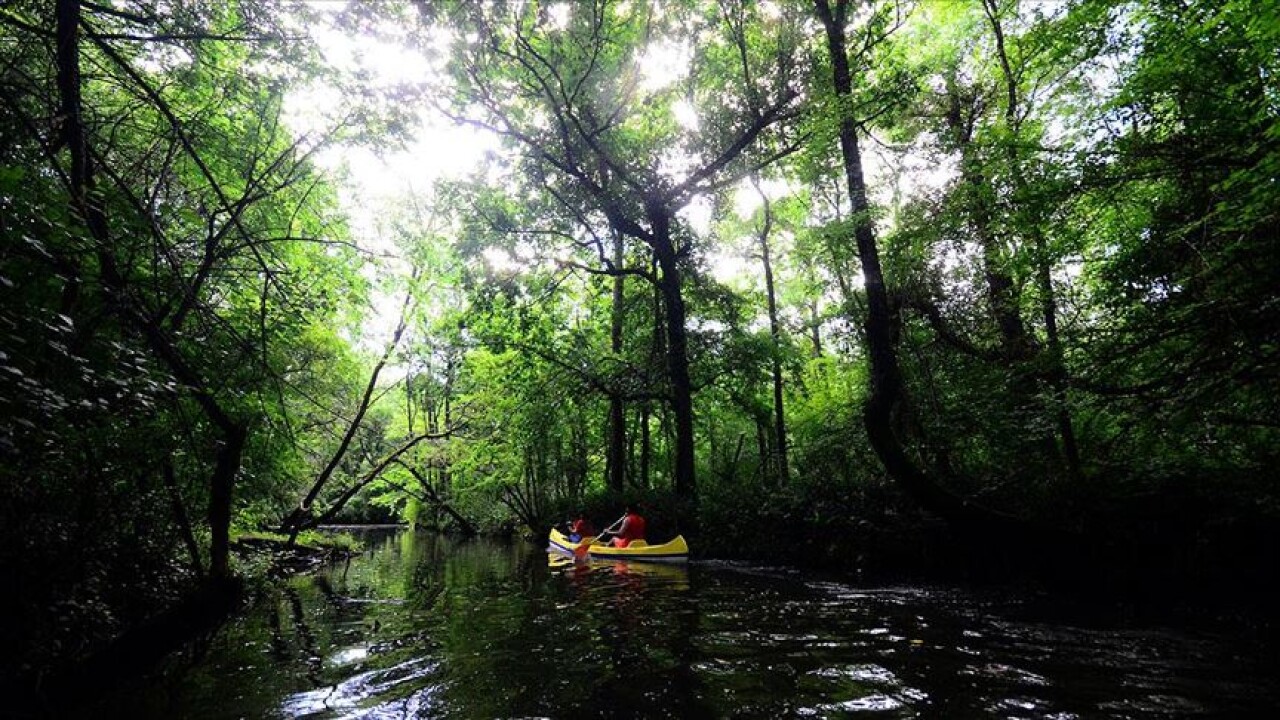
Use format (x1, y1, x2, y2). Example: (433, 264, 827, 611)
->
(112, 531, 1279, 719)
(281, 657, 440, 719)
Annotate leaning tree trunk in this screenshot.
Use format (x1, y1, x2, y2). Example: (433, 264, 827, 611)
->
(281, 283, 415, 543)
(946, 84, 1059, 462)
(945, 86, 1034, 363)
(815, 0, 1026, 533)
(398, 462, 477, 536)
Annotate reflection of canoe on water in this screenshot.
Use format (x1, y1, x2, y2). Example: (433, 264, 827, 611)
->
(548, 528, 689, 563)
(547, 547, 690, 584)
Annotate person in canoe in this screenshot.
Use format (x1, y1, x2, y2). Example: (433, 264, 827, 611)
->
(567, 512, 595, 542)
(607, 504, 646, 548)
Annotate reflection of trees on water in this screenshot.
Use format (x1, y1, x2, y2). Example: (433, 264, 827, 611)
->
(576, 560, 714, 717)
(407, 532, 448, 611)
(283, 585, 323, 687)
(184, 533, 718, 716)
(388, 535, 584, 716)
(669, 592, 711, 716)
(312, 574, 341, 607)
(111, 532, 1280, 718)
(266, 598, 290, 662)
(260, 533, 717, 715)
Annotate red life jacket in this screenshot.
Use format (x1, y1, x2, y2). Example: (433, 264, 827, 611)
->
(571, 518, 594, 536)
(618, 512, 646, 542)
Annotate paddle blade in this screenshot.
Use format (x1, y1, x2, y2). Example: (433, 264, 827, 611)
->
(573, 538, 592, 558)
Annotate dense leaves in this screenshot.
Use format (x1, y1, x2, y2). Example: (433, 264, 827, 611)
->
(2, 0, 1278, 704)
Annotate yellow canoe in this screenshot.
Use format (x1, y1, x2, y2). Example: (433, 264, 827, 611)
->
(547, 549, 690, 586)
(548, 528, 689, 563)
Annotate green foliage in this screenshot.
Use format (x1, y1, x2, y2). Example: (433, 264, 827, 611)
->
(5, 0, 1280, 695)
(0, 0, 373, 685)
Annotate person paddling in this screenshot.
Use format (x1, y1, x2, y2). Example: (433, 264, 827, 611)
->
(574, 504, 646, 556)
(574, 512, 623, 557)
(608, 504, 646, 548)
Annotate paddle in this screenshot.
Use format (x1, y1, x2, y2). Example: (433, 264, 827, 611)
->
(575, 515, 624, 559)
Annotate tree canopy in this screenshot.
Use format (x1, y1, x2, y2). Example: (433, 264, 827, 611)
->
(3, 0, 1278, 698)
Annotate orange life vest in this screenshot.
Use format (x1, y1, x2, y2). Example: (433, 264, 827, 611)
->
(618, 512, 646, 542)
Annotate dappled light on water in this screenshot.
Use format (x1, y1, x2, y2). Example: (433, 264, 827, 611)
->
(114, 530, 1275, 719)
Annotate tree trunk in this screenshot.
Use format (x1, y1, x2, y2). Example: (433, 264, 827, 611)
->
(757, 187, 790, 486)
(442, 356, 455, 491)
(282, 285, 415, 542)
(724, 432, 746, 484)
(639, 402, 652, 489)
(1040, 267, 1081, 478)
(207, 425, 246, 579)
(983, 0, 1082, 481)
(808, 301, 823, 357)
(649, 205, 696, 506)
(945, 85, 1033, 362)
(290, 286, 414, 536)
(163, 455, 204, 577)
(639, 262, 661, 490)
(606, 231, 627, 493)
(57, 0, 248, 577)
(400, 463, 477, 536)
(405, 371, 415, 435)
(946, 82, 1057, 463)
(815, 0, 1025, 533)
(756, 421, 770, 485)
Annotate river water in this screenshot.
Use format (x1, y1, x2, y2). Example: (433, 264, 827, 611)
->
(116, 529, 1276, 718)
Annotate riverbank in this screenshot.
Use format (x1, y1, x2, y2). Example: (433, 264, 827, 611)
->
(10, 527, 367, 717)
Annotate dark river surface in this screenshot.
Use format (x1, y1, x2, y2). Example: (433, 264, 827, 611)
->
(116, 529, 1277, 719)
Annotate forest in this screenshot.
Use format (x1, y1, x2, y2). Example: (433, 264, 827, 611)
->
(2, 0, 1278, 709)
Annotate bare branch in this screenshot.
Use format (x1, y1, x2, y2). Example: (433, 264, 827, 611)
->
(668, 91, 801, 203)
(291, 270, 420, 519)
